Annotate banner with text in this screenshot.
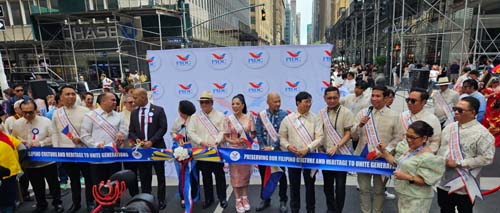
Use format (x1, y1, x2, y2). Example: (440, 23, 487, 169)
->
(27, 147, 394, 176)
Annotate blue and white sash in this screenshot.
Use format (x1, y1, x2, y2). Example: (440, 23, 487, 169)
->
(400, 110, 412, 130)
(444, 122, 482, 203)
(85, 111, 119, 144)
(320, 108, 351, 155)
(198, 112, 220, 142)
(259, 110, 279, 143)
(56, 108, 80, 138)
(396, 144, 424, 170)
(288, 113, 318, 177)
(434, 91, 454, 125)
(363, 109, 381, 153)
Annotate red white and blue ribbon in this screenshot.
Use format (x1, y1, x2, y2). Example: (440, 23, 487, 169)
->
(32, 128, 39, 141)
(444, 122, 483, 203)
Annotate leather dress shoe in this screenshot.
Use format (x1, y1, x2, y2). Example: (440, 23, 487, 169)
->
(54, 204, 64, 213)
(279, 201, 287, 212)
(66, 204, 81, 213)
(256, 200, 270, 211)
(202, 200, 213, 209)
(219, 200, 228, 209)
(159, 201, 167, 210)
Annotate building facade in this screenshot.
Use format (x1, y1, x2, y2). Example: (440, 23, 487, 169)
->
(0, 0, 259, 88)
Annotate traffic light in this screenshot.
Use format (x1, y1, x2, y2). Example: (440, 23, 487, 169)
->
(261, 8, 266, 21)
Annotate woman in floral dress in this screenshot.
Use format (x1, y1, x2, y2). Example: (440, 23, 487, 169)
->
(378, 121, 445, 213)
(223, 94, 255, 213)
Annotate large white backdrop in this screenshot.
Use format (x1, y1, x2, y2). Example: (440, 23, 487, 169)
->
(147, 44, 333, 177)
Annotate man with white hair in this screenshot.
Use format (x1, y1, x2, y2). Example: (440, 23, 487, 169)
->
(4, 100, 24, 134)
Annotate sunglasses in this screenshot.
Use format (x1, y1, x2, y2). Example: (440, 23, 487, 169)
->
(200, 101, 211, 104)
(405, 98, 419, 104)
(405, 134, 422, 140)
(22, 111, 35, 115)
(452, 107, 472, 114)
(126, 101, 134, 104)
(15, 89, 24, 92)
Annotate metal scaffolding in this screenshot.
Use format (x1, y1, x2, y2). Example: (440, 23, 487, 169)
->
(328, 0, 500, 75)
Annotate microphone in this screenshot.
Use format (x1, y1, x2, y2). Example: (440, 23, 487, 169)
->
(366, 106, 374, 116)
(359, 106, 373, 128)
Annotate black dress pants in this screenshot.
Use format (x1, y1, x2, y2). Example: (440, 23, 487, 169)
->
(322, 170, 347, 212)
(258, 165, 287, 201)
(24, 163, 62, 208)
(89, 163, 121, 186)
(138, 161, 166, 202)
(63, 162, 93, 206)
(437, 188, 474, 213)
(196, 161, 226, 202)
(288, 168, 316, 212)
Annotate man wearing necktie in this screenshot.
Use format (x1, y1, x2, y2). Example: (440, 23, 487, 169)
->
(128, 88, 168, 210)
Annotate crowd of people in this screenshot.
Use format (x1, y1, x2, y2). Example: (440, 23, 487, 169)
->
(0, 59, 498, 213)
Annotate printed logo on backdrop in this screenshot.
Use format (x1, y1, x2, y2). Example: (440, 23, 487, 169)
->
(244, 50, 269, 69)
(147, 52, 161, 72)
(245, 81, 270, 98)
(174, 82, 199, 99)
(321, 80, 331, 93)
(282, 49, 308, 68)
(281, 80, 307, 97)
(320, 50, 332, 67)
(172, 51, 196, 71)
(209, 52, 232, 70)
(151, 83, 164, 100)
(211, 81, 233, 98)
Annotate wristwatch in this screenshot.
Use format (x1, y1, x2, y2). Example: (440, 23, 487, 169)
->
(456, 160, 462, 168)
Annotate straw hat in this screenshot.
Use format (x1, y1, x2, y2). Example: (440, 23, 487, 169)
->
(198, 91, 213, 101)
(436, 77, 452, 86)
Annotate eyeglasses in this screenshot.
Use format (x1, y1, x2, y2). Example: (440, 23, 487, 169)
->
(405, 134, 422, 140)
(22, 111, 35, 115)
(452, 107, 473, 114)
(405, 98, 419, 104)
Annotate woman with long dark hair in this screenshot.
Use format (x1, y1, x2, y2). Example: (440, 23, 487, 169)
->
(223, 94, 255, 213)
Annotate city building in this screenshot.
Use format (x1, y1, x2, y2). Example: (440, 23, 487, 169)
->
(307, 23, 313, 44)
(328, 0, 500, 75)
(0, 0, 258, 88)
(250, 0, 285, 45)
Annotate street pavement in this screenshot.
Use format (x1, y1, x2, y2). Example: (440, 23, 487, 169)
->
(16, 90, 500, 212)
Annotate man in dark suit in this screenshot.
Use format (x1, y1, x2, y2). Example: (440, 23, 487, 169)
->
(129, 88, 168, 210)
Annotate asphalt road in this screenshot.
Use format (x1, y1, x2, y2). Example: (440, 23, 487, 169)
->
(16, 90, 500, 212)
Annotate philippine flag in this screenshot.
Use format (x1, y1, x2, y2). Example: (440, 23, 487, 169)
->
(104, 142, 119, 153)
(61, 125, 72, 139)
(261, 166, 284, 200)
(360, 144, 377, 161)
